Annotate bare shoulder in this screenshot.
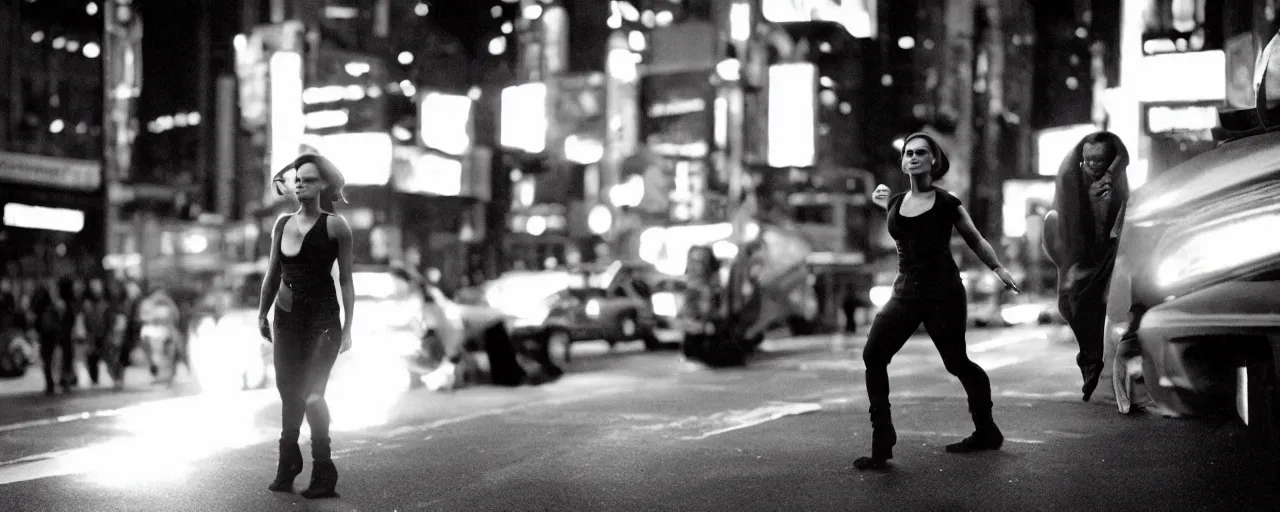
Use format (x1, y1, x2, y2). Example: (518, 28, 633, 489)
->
(326, 214, 352, 237)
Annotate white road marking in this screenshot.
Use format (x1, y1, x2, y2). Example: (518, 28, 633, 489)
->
(678, 402, 823, 441)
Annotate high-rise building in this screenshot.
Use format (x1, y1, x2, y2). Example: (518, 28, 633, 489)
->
(0, 0, 108, 277)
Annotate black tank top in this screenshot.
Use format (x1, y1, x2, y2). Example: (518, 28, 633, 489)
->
(886, 190, 963, 298)
(278, 213, 339, 298)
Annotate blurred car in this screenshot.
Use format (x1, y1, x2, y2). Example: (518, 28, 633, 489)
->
(544, 284, 661, 363)
(1104, 45, 1280, 477)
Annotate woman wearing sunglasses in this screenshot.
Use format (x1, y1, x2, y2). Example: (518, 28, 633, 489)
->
(259, 152, 355, 498)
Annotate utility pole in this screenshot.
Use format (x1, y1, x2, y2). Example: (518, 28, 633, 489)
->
(939, 0, 976, 206)
(977, 0, 1006, 239)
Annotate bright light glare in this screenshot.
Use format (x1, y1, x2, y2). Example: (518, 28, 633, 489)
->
(1001, 179, 1055, 238)
(716, 59, 742, 82)
(398, 51, 414, 65)
(730, 3, 751, 42)
(3, 203, 85, 233)
(767, 63, 817, 167)
(526, 215, 547, 236)
(588, 204, 613, 235)
(869, 286, 892, 307)
(1001, 304, 1044, 326)
(489, 36, 507, 55)
(82, 41, 100, 58)
(608, 48, 639, 83)
(898, 36, 915, 50)
(609, 174, 645, 208)
(344, 61, 371, 77)
(299, 132, 393, 186)
(1035, 124, 1097, 176)
(638, 223, 735, 276)
(404, 152, 464, 196)
(414, 2, 429, 16)
(652, 292, 678, 317)
(420, 92, 473, 156)
(269, 52, 305, 177)
(523, 4, 542, 19)
(711, 240, 739, 260)
(585, 299, 601, 317)
(500, 83, 548, 153)
(564, 134, 604, 164)
(1156, 211, 1280, 288)
(354, 272, 399, 299)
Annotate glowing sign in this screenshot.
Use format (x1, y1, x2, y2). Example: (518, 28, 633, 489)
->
(419, 92, 473, 156)
(3, 203, 86, 233)
(767, 63, 817, 168)
(300, 132, 393, 186)
(268, 51, 305, 176)
(1145, 105, 1219, 134)
(763, 0, 876, 39)
(500, 83, 548, 153)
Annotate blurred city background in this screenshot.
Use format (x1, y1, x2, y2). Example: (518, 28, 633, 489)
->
(1, 0, 1247, 297)
(1, 0, 1280, 508)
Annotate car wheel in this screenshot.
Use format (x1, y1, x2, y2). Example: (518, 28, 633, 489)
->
(548, 329, 573, 365)
(642, 332, 662, 351)
(619, 314, 639, 340)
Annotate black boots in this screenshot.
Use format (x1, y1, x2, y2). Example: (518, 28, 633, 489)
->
(1081, 363, 1104, 402)
(854, 406, 896, 470)
(946, 408, 1004, 453)
(300, 437, 340, 499)
(268, 433, 304, 492)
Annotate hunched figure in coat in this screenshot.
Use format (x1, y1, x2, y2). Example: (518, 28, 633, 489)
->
(1042, 131, 1129, 403)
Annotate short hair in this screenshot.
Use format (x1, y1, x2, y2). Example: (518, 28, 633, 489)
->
(900, 132, 951, 181)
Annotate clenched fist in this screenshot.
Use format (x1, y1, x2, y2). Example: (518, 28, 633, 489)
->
(871, 184, 891, 209)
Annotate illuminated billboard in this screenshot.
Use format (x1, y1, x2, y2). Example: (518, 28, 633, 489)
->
(300, 132, 393, 186)
(762, 0, 876, 39)
(767, 63, 817, 168)
(500, 83, 549, 153)
(419, 92, 473, 157)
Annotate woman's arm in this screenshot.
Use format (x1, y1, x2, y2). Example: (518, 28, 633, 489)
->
(331, 215, 356, 350)
(954, 205, 1003, 270)
(258, 216, 287, 320)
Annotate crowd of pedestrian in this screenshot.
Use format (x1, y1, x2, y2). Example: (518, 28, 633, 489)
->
(0, 274, 149, 395)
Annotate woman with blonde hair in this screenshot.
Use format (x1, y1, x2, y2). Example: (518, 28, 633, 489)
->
(259, 152, 356, 499)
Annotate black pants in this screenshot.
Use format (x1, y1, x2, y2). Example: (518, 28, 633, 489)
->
(39, 332, 74, 390)
(273, 297, 341, 441)
(863, 287, 993, 413)
(1060, 290, 1107, 374)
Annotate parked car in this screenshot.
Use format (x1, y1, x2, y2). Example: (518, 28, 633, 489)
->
(1105, 40, 1280, 478)
(544, 284, 661, 363)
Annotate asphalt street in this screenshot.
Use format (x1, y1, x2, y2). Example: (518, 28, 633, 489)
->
(0, 325, 1275, 511)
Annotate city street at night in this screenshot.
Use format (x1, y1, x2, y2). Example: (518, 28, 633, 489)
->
(0, 326, 1275, 511)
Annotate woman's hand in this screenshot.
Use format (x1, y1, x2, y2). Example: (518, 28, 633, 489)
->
(994, 267, 1021, 294)
(871, 184, 891, 209)
(340, 330, 353, 354)
(259, 316, 272, 342)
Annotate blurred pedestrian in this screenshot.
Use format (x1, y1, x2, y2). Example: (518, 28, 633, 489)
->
(259, 153, 355, 499)
(81, 278, 110, 386)
(1042, 131, 1129, 402)
(855, 133, 1020, 471)
(33, 280, 73, 395)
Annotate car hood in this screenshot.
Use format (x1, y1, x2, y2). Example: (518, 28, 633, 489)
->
(1127, 129, 1280, 223)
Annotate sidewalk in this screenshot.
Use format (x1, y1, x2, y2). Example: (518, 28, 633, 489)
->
(0, 360, 203, 428)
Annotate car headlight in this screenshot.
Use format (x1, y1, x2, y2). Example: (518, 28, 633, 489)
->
(1155, 208, 1280, 289)
(652, 292, 678, 317)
